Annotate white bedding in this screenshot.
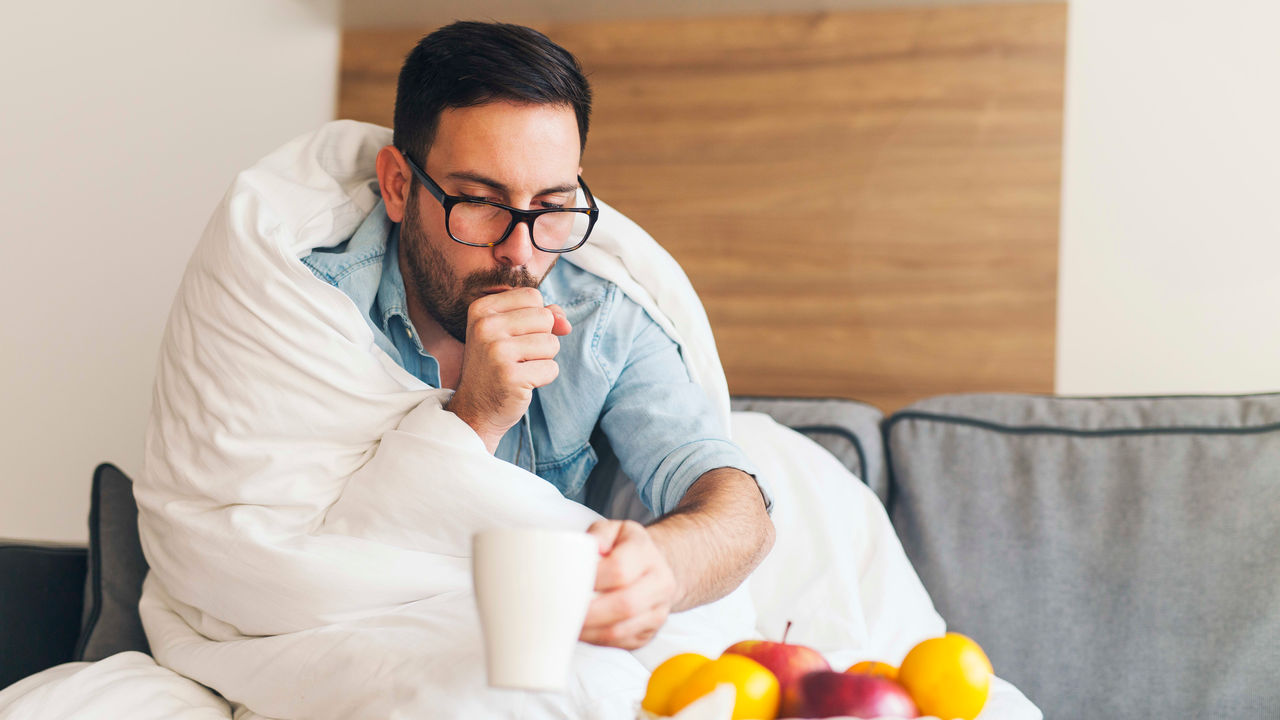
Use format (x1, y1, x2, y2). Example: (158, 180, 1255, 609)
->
(0, 653, 227, 720)
(0, 122, 1040, 720)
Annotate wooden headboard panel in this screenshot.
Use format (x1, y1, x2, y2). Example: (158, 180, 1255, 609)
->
(339, 4, 1066, 411)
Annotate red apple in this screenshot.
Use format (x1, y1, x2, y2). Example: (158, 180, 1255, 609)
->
(723, 624, 831, 718)
(795, 670, 919, 719)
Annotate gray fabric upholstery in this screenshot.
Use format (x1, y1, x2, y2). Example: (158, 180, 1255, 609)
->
(885, 392, 1280, 719)
(731, 396, 887, 502)
(74, 463, 150, 661)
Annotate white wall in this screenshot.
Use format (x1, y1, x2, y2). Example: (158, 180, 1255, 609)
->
(0, 1, 340, 543)
(1057, 0, 1280, 395)
(343, 0, 1062, 29)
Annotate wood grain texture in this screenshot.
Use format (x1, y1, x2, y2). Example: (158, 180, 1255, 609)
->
(340, 4, 1065, 411)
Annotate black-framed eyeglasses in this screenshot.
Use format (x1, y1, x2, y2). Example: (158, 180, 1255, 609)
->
(399, 149, 600, 253)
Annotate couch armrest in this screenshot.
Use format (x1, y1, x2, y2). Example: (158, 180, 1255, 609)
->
(0, 542, 87, 690)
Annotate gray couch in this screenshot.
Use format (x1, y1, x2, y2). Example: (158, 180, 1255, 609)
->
(3, 392, 1278, 717)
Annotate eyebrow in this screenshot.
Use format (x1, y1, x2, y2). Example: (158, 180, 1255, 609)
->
(445, 171, 578, 197)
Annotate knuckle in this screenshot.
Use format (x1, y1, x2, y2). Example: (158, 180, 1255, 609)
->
(614, 595, 638, 619)
(606, 622, 632, 645)
(490, 340, 517, 365)
(472, 315, 498, 339)
(468, 297, 494, 319)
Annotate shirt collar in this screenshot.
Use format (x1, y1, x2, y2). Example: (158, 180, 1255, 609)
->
(376, 223, 413, 336)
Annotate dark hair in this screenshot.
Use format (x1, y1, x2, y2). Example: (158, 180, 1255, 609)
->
(393, 21, 592, 159)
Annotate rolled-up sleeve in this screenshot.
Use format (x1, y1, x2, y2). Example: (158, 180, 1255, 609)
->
(595, 297, 771, 517)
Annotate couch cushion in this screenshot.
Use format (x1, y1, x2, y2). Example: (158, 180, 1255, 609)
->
(74, 463, 150, 661)
(730, 396, 887, 502)
(885, 392, 1280, 719)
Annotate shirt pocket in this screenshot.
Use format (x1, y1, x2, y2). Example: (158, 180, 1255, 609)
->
(535, 442, 598, 506)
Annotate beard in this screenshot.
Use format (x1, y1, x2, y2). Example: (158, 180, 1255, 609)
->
(399, 188, 553, 343)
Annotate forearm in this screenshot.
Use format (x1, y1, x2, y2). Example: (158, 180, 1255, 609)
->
(646, 467, 775, 612)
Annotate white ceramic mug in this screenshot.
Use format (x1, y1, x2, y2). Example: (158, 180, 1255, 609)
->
(472, 527, 599, 691)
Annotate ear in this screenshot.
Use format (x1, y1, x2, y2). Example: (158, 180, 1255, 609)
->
(376, 145, 412, 223)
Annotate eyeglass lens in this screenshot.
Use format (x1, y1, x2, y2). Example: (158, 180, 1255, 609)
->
(448, 203, 591, 251)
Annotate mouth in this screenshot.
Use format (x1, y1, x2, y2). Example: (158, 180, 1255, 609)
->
(478, 286, 514, 296)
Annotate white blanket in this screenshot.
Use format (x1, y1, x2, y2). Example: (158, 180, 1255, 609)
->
(0, 122, 1039, 720)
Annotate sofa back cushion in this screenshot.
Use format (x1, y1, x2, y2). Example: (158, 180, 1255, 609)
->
(74, 463, 150, 661)
(730, 396, 887, 501)
(885, 392, 1280, 719)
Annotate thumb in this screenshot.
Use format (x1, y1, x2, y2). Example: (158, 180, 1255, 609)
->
(585, 520, 623, 555)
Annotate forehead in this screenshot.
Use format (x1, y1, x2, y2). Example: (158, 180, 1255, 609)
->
(426, 101, 581, 184)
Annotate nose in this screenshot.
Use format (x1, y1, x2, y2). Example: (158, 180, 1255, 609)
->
(494, 218, 536, 268)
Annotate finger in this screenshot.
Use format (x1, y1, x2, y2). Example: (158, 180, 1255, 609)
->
(581, 571, 664, 629)
(581, 603, 669, 650)
(512, 358, 559, 389)
(489, 334, 560, 364)
(469, 287, 544, 316)
(471, 308, 559, 344)
(603, 603, 669, 649)
(586, 520, 624, 557)
(546, 303, 572, 336)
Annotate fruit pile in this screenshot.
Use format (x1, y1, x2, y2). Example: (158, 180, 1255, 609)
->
(640, 627, 993, 720)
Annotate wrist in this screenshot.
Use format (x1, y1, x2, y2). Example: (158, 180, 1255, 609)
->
(644, 520, 693, 611)
(444, 395, 505, 454)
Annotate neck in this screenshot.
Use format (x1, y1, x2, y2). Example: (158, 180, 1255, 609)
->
(398, 245, 465, 390)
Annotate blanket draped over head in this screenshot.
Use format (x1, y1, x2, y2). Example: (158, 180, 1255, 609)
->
(125, 121, 1040, 720)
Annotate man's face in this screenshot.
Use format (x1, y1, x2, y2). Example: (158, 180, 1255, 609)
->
(399, 101, 582, 342)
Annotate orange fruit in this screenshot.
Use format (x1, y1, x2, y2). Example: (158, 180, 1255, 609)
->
(898, 632, 994, 720)
(668, 654, 780, 720)
(846, 660, 899, 681)
(642, 653, 712, 716)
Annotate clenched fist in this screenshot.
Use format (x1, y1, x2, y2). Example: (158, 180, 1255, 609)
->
(445, 287, 571, 452)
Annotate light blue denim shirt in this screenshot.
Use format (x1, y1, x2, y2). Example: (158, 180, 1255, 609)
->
(301, 202, 764, 516)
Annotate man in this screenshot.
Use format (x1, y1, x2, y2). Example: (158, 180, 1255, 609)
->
(299, 21, 774, 650)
